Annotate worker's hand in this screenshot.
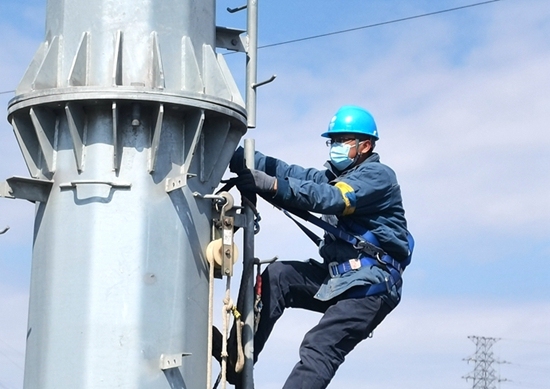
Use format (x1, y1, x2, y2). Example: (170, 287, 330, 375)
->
(229, 146, 245, 173)
(234, 169, 277, 193)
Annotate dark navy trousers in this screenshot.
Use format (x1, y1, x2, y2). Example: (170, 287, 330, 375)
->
(254, 260, 394, 389)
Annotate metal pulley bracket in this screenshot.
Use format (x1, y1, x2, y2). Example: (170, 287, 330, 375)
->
(193, 190, 233, 212)
(197, 190, 239, 277)
(221, 215, 235, 276)
(206, 217, 239, 277)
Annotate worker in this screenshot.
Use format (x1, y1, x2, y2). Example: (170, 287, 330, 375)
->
(228, 105, 411, 388)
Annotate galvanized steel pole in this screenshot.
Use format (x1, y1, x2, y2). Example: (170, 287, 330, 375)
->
(6, 1, 247, 388)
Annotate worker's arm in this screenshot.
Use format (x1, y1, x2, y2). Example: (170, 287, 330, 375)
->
(230, 147, 332, 184)
(273, 161, 395, 216)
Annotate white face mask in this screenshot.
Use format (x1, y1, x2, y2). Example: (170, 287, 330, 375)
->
(329, 143, 353, 171)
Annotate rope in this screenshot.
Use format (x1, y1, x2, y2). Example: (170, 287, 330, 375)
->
(206, 247, 215, 389)
(221, 282, 232, 389)
(219, 279, 245, 389)
(234, 312, 245, 374)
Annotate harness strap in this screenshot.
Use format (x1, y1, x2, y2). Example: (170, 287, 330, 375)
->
(281, 209, 386, 259)
(346, 267, 403, 299)
(282, 208, 356, 244)
(329, 257, 403, 297)
(329, 256, 379, 278)
(281, 208, 404, 274)
(282, 210, 323, 246)
(227, 178, 410, 297)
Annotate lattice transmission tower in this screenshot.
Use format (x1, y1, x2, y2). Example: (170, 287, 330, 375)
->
(463, 336, 507, 389)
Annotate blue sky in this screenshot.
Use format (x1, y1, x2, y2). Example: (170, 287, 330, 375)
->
(1, 1, 549, 388)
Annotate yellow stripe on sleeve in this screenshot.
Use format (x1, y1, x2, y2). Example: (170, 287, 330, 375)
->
(334, 181, 356, 215)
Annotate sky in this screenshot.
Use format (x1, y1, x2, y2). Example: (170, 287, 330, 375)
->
(1, 0, 549, 388)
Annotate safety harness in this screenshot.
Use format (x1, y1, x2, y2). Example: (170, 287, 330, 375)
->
(279, 206, 414, 297)
(218, 178, 414, 297)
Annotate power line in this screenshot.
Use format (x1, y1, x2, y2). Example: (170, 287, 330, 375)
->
(506, 381, 550, 389)
(0, 0, 503, 95)
(0, 337, 23, 357)
(507, 362, 549, 375)
(0, 346, 24, 371)
(258, 0, 503, 49)
(0, 377, 14, 389)
(501, 337, 550, 346)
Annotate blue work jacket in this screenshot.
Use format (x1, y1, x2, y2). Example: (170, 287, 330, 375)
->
(254, 151, 409, 305)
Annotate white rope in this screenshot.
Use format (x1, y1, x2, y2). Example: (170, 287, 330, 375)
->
(219, 279, 245, 389)
(206, 253, 215, 389)
(221, 279, 232, 389)
(234, 315, 245, 374)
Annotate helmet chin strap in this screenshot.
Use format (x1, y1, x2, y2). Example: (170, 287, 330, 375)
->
(351, 138, 362, 167)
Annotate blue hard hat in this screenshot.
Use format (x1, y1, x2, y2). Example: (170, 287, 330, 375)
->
(321, 105, 379, 140)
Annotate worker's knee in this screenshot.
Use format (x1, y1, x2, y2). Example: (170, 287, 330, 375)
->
(261, 261, 288, 295)
(262, 261, 312, 305)
(261, 261, 302, 291)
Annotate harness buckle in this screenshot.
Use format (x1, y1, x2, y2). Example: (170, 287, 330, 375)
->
(328, 262, 339, 278)
(355, 239, 385, 262)
(349, 258, 362, 270)
(375, 253, 385, 267)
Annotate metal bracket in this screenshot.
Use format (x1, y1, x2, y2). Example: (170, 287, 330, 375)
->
(215, 26, 246, 53)
(252, 75, 277, 89)
(159, 352, 192, 370)
(59, 180, 132, 189)
(59, 180, 131, 201)
(255, 256, 279, 266)
(221, 215, 235, 276)
(192, 191, 233, 212)
(0, 176, 53, 203)
(227, 4, 247, 13)
(165, 110, 204, 193)
(165, 173, 197, 193)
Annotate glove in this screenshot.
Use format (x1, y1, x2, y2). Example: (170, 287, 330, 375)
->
(234, 169, 276, 193)
(229, 146, 245, 173)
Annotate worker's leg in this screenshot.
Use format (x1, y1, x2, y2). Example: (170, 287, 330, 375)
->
(282, 294, 394, 389)
(254, 260, 329, 361)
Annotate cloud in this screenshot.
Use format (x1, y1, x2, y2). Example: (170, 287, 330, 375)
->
(250, 0, 550, 244)
(253, 297, 550, 389)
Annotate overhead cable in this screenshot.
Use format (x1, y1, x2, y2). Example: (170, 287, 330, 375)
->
(259, 0, 503, 49)
(0, 0, 503, 94)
